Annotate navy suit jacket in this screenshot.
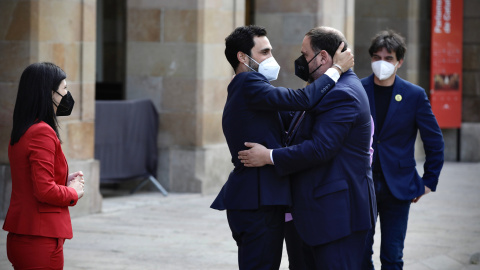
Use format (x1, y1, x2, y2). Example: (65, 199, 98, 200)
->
(361, 74, 444, 200)
(211, 71, 335, 210)
(272, 70, 376, 246)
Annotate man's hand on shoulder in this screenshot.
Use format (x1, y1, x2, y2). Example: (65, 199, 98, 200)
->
(332, 42, 354, 75)
(238, 142, 273, 167)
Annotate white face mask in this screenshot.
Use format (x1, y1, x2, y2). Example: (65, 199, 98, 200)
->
(245, 55, 281, 81)
(371, 60, 398, 80)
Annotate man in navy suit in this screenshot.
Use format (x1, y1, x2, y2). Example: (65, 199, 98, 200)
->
(238, 26, 376, 269)
(360, 30, 444, 270)
(210, 25, 354, 269)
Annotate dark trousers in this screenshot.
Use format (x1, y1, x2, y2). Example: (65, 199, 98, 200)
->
(227, 206, 285, 270)
(285, 220, 307, 270)
(362, 172, 411, 270)
(302, 229, 368, 270)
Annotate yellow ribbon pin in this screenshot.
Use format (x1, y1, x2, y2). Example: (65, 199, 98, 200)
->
(395, 94, 402, 102)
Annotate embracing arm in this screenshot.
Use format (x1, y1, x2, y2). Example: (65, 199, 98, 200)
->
(244, 71, 335, 111)
(272, 92, 357, 176)
(239, 90, 358, 175)
(244, 43, 353, 111)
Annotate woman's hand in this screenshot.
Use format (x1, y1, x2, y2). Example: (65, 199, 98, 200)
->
(68, 175, 85, 199)
(67, 171, 84, 186)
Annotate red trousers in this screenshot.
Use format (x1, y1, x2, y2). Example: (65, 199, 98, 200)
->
(6, 233, 65, 270)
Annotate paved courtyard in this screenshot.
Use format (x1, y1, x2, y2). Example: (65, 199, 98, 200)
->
(1, 162, 479, 270)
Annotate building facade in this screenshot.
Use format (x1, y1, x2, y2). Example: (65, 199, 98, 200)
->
(0, 0, 478, 218)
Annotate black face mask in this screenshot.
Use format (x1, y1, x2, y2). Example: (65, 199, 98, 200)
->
(55, 91, 75, 116)
(294, 52, 322, 82)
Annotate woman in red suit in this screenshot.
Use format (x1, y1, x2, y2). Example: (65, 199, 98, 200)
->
(3, 62, 85, 269)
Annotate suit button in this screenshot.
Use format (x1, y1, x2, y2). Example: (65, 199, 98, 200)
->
(377, 140, 381, 144)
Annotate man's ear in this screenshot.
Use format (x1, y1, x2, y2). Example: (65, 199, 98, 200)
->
(319, 50, 330, 64)
(397, 58, 404, 69)
(237, 51, 247, 65)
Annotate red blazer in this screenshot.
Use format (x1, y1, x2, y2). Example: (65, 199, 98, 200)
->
(3, 122, 78, 239)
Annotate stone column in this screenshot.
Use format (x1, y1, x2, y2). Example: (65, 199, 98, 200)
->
(461, 0, 480, 161)
(0, 0, 101, 218)
(125, 0, 244, 194)
(254, 0, 355, 89)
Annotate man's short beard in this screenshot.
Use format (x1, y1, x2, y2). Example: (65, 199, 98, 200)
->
(308, 64, 323, 84)
(308, 75, 315, 84)
(248, 58, 259, 72)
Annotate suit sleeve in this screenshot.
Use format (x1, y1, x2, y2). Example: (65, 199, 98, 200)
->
(243, 73, 335, 111)
(416, 90, 444, 191)
(28, 127, 79, 206)
(272, 90, 357, 176)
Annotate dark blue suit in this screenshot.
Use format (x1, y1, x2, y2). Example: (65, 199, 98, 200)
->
(361, 74, 444, 269)
(211, 71, 334, 270)
(362, 74, 444, 199)
(272, 70, 376, 269)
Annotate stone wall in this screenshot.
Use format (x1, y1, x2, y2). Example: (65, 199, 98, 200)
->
(0, 0, 101, 218)
(124, 0, 242, 193)
(460, 0, 480, 162)
(463, 0, 480, 123)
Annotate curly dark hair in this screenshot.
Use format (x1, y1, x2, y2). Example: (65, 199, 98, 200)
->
(368, 29, 407, 60)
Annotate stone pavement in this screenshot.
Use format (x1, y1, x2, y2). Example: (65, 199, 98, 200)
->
(0, 162, 479, 270)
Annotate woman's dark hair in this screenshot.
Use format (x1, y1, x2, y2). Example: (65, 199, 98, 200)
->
(305, 26, 348, 59)
(10, 62, 67, 145)
(368, 29, 407, 60)
(225, 25, 267, 71)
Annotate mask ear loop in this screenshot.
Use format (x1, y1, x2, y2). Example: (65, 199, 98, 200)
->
(245, 54, 260, 65)
(307, 51, 323, 77)
(244, 63, 257, 72)
(307, 51, 321, 64)
(309, 64, 323, 76)
(52, 90, 64, 108)
(243, 54, 260, 72)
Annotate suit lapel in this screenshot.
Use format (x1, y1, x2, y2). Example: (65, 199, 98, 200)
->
(285, 111, 305, 146)
(379, 76, 405, 137)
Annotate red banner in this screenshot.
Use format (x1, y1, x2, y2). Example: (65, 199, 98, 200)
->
(430, 0, 463, 128)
